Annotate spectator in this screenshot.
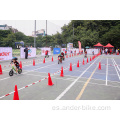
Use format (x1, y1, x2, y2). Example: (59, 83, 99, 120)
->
(24, 46, 29, 59)
(105, 48, 108, 55)
(116, 49, 118, 55)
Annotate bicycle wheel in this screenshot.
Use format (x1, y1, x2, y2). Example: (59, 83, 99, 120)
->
(9, 70, 13, 76)
(18, 69, 22, 74)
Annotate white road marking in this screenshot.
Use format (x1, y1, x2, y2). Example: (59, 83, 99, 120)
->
(55, 57, 99, 100)
(60, 78, 120, 89)
(113, 58, 120, 72)
(106, 58, 108, 85)
(112, 58, 120, 80)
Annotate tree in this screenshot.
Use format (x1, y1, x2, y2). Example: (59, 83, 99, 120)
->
(2, 33, 16, 48)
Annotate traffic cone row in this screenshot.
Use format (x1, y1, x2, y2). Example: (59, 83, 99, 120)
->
(33, 59, 35, 66)
(83, 59, 85, 65)
(20, 61, 22, 69)
(52, 56, 53, 62)
(98, 62, 101, 70)
(13, 85, 19, 100)
(86, 58, 89, 63)
(60, 66, 64, 77)
(13, 54, 101, 100)
(48, 73, 54, 86)
(77, 60, 79, 67)
(69, 63, 72, 71)
(90, 57, 92, 61)
(0, 65, 3, 75)
(43, 58, 45, 63)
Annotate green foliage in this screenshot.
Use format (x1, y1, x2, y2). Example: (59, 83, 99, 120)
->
(0, 20, 120, 48)
(1, 33, 16, 48)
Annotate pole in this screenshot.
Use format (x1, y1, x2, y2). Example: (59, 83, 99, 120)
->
(46, 20, 47, 47)
(34, 20, 36, 48)
(73, 23, 74, 46)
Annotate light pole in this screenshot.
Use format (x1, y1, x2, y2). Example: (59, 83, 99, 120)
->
(34, 20, 36, 48)
(73, 23, 74, 46)
(46, 20, 47, 47)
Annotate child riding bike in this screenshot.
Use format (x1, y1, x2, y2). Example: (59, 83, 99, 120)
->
(61, 51, 65, 60)
(84, 50, 87, 58)
(58, 54, 63, 64)
(11, 57, 19, 74)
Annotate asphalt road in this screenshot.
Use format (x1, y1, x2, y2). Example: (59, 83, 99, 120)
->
(0, 54, 120, 100)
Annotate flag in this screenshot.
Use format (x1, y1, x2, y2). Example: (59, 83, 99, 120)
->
(78, 41, 81, 52)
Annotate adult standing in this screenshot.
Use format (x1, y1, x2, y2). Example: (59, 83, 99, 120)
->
(105, 48, 108, 55)
(24, 46, 29, 59)
(116, 49, 118, 55)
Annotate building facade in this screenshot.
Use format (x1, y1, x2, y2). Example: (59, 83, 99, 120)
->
(32, 29, 45, 37)
(0, 24, 18, 33)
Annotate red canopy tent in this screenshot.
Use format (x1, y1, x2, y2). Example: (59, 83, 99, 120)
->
(104, 43, 114, 48)
(94, 43, 103, 47)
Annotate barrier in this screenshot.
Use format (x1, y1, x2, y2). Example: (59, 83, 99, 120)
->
(20, 47, 36, 58)
(0, 47, 12, 61)
(61, 48, 66, 54)
(53, 48, 60, 54)
(41, 47, 51, 56)
(86, 49, 98, 55)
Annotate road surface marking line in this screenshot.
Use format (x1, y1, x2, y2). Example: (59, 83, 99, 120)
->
(112, 58, 120, 80)
(55, 57, 99, 100)
(113, 58, 120, 72)
(60, 78, 120, 89)
(75, 62, 99, 100)
(106, 58, 108, 85)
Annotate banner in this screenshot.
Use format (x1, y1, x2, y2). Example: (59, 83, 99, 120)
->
(53, 48, 61, 54)
(0, 47, 12, 61)
(67, 48, 84, 54)
(78, 41, 81, 52)
(86, 49, 98, 54)
(41, 47, 51, 56)
(61, 48, 66, 54)
(20, 47, 36, 58)
(67, 43, 73, 48)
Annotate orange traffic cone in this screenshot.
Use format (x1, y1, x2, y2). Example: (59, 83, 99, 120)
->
(98, 62, 101, 70)
(0, 65, 3, 75)
(43, 58, 45, 63)
(90, 57, 92, 61)
(60, 66, 64, 77)
(13, 85, 19, 100)
(69, 63, 72, 71)
(83, 59, 85, 65)
(52, 56, 53, 62)
(77, 60, 79, 67)
(20, 61, 22, 69)
(48, 73, 54, 86)
(87, 58, 89, 63)
(33, 59, 35, 66)
(72, 54, 73, 57)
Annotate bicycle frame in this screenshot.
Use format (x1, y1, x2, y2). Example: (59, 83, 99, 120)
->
(11, 64, 17, 72)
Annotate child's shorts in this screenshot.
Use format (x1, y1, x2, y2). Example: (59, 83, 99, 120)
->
(16, 66, 20, 69)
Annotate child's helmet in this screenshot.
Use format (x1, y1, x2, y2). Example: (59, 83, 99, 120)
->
(12, 57, 18, 60)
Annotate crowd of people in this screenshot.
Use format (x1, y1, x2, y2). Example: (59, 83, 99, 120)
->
(99, 48, 120, 55)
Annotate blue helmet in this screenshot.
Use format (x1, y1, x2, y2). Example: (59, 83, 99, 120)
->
(12, 57, 18, 60)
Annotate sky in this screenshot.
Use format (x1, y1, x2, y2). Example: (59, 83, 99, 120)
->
(0, 20, 70, 36)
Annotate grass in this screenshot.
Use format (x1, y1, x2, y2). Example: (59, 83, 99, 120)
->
(12, 49, 41, 56)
